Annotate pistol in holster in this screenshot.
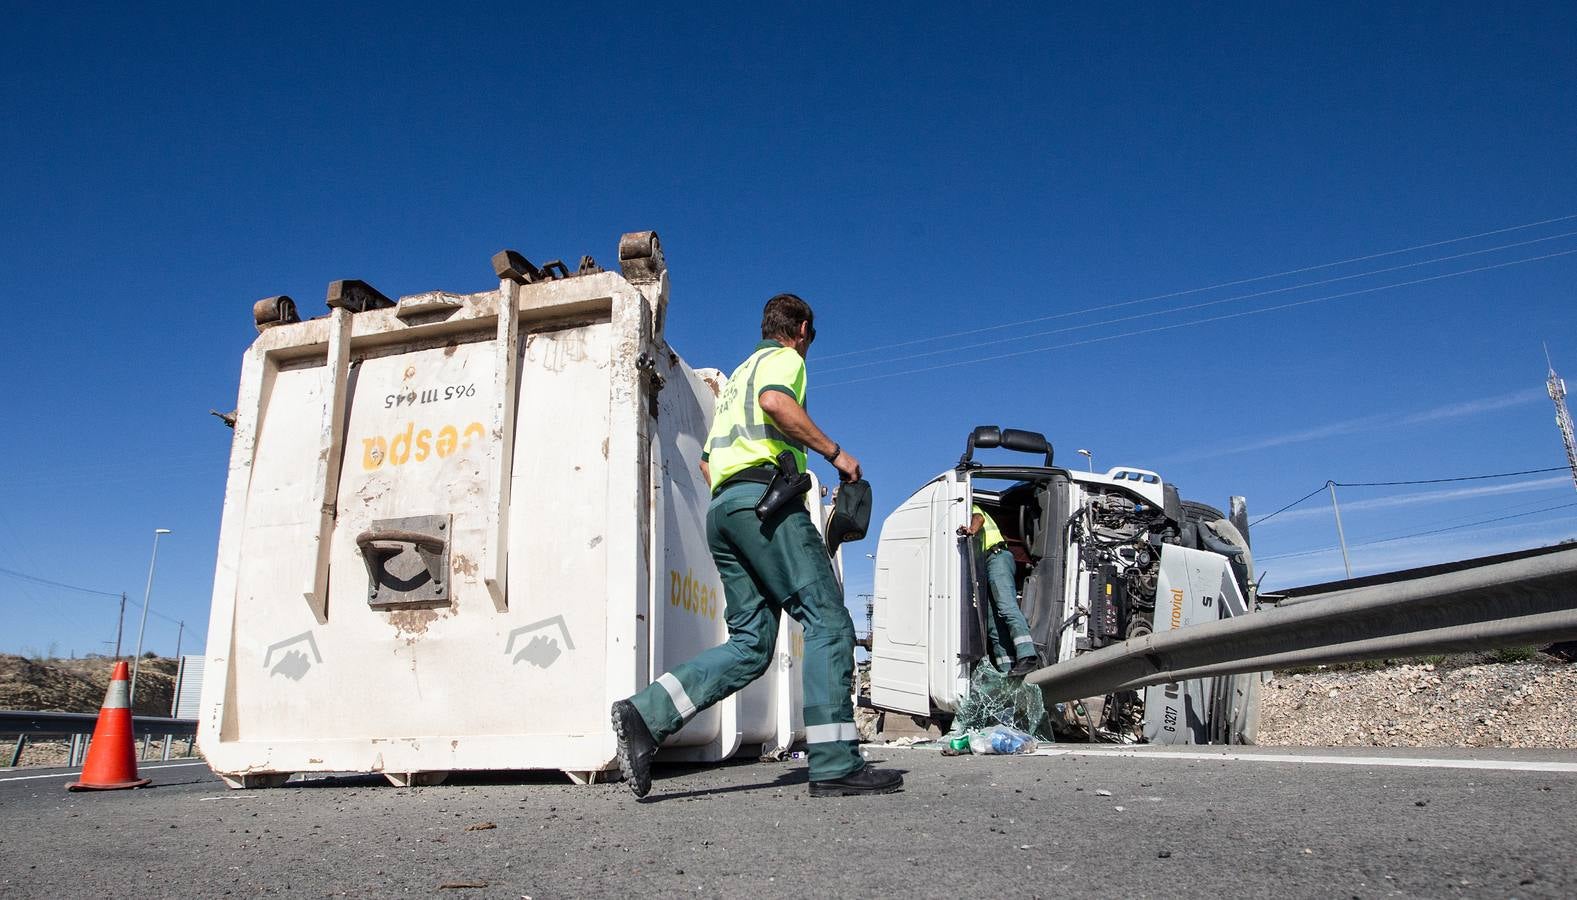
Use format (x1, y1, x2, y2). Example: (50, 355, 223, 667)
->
(754, 450, 812, 520)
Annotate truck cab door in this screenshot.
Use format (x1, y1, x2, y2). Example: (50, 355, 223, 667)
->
(929, 469, 974, 714)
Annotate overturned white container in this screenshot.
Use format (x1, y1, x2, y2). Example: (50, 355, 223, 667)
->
(198, 232, 809, 787)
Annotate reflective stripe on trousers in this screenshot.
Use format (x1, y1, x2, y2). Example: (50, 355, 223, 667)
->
(626, 481, 862, 781)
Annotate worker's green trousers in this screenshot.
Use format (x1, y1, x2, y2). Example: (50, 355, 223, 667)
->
(984, 548, 1036, 670)
(629, 481, 863, 781)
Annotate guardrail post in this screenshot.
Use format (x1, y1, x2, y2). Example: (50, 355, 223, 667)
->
(0, 711, 199, 766)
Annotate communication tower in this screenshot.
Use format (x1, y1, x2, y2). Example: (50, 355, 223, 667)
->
(1548, 344, 1577, 495)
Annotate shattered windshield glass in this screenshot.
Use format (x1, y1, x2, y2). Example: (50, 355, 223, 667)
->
(952, 662, 1056, 740)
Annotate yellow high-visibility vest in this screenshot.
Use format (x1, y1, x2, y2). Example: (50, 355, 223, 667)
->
(972, 504, 1005, 553)
(703, 340, 807, 489)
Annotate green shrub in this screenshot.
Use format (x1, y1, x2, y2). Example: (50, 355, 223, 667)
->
(1490, 646, 1536, 664)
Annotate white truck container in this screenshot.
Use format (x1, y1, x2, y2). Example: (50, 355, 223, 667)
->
(198, 232, 811, 787)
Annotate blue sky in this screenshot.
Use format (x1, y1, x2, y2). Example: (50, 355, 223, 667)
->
(3, 2, 1576, 657)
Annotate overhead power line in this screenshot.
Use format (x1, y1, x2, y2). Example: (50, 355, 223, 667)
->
(1250, 485, 1331, 527)
(822, 228, 1577, 375)
(0, 565, 184, 627)
(1332, 466, 1571, 488)
(820, 247, 1577, 388)
(1250, 465, 1573, 527)
(0, 565, 120, 598)
(818, 212, 1577, 362)
(1258, 501, 1577, 562)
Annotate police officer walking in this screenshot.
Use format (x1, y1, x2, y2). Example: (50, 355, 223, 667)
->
(611, 293, 903, 798)
(959, 504, 1039, 675)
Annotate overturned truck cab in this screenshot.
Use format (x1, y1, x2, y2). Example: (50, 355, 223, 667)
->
(868, 426, 1262, 744)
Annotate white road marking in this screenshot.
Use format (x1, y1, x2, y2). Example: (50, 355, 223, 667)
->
(0, 760, 210, 784)
(1031, 747, 1577, 772)
(877, 741, 1577, 772)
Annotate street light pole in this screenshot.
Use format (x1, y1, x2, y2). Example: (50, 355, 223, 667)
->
(129, 528, 172, 706)
(1077, 448, 1094, 473)
(1326, 481, 1353, 579)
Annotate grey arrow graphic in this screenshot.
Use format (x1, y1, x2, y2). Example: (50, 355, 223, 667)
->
(263, 631, 323, 667)
(504, 616, 577, 668)
(263, 631, 323, 680)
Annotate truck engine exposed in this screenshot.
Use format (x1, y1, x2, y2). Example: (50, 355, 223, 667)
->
(867, 426, 1259, 745)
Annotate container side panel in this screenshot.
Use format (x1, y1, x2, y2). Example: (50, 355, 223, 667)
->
(228, 339, 507, 741)
(504, 323, 612, 736)
(655, 363, 725, 747)
(226, 363, 335, 740)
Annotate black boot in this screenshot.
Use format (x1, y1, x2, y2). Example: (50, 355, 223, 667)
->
(610, 700, 658, 798)
(808, 764, 904, 797)
(1009, 657, 1038, 677)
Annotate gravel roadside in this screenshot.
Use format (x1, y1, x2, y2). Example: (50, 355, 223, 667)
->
(1259, 658, 1577, 748)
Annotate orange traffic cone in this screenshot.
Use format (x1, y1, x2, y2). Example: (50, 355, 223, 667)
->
(66, 661, 151, 791)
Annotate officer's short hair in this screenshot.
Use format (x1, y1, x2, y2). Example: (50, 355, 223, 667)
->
(761, 293, 814, 342)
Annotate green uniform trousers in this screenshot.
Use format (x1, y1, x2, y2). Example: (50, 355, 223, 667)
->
(629, 480, 862, 781)
(984, 547, 1036, 670)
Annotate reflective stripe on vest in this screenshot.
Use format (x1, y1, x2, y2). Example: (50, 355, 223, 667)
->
(973, 504, 1005, 553)
(706, 345, 807, 488)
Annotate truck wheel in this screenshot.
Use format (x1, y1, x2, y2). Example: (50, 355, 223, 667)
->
(1181, 500, 1227, 527)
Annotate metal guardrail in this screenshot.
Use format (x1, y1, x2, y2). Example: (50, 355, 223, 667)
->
(1, 710, 198, 768)
(1027, 543, 1577, 704)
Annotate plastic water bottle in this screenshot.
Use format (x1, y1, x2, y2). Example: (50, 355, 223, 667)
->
(990, 729, 1021, 754)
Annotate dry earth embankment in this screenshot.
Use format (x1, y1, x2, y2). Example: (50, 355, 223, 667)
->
(1259, 658, 1577, 748)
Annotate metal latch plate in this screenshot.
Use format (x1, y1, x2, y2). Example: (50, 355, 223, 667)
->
(358, 515, 451, 609)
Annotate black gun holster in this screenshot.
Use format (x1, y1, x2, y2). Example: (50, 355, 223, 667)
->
(754, 450, 812, 520)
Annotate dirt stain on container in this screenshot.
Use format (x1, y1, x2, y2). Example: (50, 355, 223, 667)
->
(388, 608, 439, 639)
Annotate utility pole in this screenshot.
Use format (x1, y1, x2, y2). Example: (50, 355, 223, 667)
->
(174, 620, 185, 661)
(130, 528, 172, 705)
(1547, 344, 1577, 495)
(113, 592, 127, 658)
(1327, 480, 1353, 579)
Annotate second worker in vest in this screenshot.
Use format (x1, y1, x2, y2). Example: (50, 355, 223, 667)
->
(611, 293, 904, 799)
(958, 504, 1039, 676)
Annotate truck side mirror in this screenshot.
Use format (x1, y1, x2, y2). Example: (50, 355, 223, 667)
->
(1001, 429, 1054, 467)
(960, 425, 1053, 467)
(959, 425, 1003, 466)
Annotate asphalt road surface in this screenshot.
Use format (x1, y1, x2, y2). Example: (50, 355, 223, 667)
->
(2, 745, 1574, 898)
